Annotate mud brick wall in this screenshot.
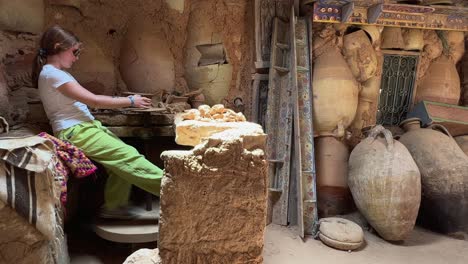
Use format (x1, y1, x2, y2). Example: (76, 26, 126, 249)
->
(160, 131, 267, 264)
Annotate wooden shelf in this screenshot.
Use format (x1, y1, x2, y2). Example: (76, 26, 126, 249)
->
(312, 0, 468, 31)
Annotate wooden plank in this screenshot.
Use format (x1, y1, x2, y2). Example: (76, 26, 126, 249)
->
(289, 6, 301, 236)
(367, 4, 383, 24)
(265, 17, 293, 226)
(342, 2, 355, 23)
(93, 112, 174, 126)
(297, 17, 318, 236)
(255, 0, 276, 68)
(407, 101, 468, 136)
(312, 2, 468, 31)
(251, 74, 269, 128)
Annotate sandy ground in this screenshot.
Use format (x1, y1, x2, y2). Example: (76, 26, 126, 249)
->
(264, 224, 468, 264)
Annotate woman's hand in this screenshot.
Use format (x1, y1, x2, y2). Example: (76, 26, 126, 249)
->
(130, 94, 152, 108)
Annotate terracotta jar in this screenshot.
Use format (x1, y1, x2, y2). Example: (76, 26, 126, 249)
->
(0, 1, 44, 33)
(315, 136, 354, 217)
(399, 118, 468, 234)
(184, 0, 232, 106)
(402, 29, 424, 51)
(70, 32, 115, 95)
(312, 48, 359, 137)
(415, 55, 461, 105)
(120, 17, 175, 95)
(349, 125, 421, 241)
(359, 25, 382, 48)
(349, 76, 381, 147)
(381, 27, 405, 50)
(343, 30, 378, 82)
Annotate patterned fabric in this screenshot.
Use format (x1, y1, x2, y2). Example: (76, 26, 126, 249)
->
(38, 132, 97, 178)
(38, 132, 97, 207)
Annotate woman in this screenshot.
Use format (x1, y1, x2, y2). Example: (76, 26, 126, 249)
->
(33, 25, 163, 219)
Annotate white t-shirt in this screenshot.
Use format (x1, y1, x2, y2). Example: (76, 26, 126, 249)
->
(38, 64, 94, 133)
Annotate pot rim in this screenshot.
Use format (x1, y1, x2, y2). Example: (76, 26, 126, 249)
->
(399, 117, 422, 128)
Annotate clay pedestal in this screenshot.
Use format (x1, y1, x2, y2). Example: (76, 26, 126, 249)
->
(160, 125, 267, 264)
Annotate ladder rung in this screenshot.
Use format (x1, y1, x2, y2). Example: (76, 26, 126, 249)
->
(276, 42, 289, 50)
(274, 66, 290, 73)
(295, 40, 306, 46)
(269, 188, 283, 193)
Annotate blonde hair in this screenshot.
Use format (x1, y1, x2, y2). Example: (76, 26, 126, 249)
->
(32, 25, 81, 84)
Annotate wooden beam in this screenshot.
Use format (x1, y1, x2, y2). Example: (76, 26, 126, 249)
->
(107, 126, 175, 138)
(368, 3, 383, 24)
(341, 2, 355, 23)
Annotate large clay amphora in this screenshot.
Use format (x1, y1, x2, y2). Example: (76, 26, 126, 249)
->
(343, 30, 378, 82)
(120, 17, 175, 96)
(316, 136, 354, 217)
(399, 118, 468, 234)
(312, 48, 359, 137)
(415, 55, 461, 105)
(349, 125, 421, 241)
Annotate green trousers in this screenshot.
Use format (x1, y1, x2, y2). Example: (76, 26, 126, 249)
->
(57, 120, 163, 209)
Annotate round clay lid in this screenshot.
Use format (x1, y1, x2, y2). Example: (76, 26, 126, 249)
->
(319, 217, 364, 244)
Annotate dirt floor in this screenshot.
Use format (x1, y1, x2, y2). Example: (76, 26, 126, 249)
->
(69, 222, 468, 264)
(264, 224, 468, 264)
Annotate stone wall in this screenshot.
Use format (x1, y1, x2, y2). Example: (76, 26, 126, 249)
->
(0, 201, 59, 264)
(159, 128, 267, 264)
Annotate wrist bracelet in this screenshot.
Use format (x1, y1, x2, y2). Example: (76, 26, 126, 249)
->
(128, 95, 135, 107)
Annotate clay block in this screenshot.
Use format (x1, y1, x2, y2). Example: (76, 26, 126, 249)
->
(160, 129, 267, 264)
(175, 118, 263, 147)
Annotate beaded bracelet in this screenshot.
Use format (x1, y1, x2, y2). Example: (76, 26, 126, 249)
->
(128, 95, 135, 107)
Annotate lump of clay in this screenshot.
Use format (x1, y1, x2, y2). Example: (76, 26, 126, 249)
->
(181, 104, 246, 122)
(176, 105, 260, 147)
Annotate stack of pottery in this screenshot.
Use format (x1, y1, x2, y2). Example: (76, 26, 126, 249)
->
(312, 48, 359, 137)
(399, 118, 468, 235)
(415, 55, 460, 105)
(316, 137, 354, 218)
(349, 125, 421, 241)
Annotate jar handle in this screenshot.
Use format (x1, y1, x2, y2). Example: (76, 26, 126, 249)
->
(368, 125, 394, 151)
(428, 124, 453, 138)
